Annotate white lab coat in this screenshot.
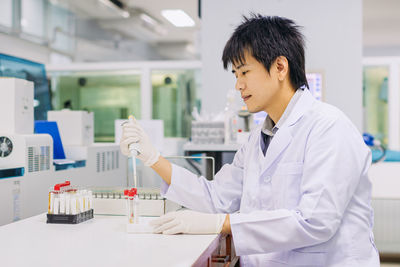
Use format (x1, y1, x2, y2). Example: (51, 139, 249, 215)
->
(161, 89, 380, 266)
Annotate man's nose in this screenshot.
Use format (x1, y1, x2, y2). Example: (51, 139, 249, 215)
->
(235, 79, 244, 91)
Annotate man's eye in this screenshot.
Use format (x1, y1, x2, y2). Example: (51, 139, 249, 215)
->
(242, 71, 248, 75)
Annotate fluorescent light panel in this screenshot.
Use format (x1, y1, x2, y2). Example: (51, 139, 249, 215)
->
(161, 9, 195, 27)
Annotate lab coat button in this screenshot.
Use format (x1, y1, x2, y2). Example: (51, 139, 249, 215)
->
(264, 175, 271, 182)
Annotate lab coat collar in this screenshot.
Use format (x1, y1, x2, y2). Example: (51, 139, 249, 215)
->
(286, 89, 315, 127)
(259, 89, 315, 175)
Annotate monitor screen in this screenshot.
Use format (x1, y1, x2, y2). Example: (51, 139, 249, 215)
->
(306, 72, 323, 101)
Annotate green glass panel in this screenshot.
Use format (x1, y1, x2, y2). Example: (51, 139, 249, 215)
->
(363, 66, 389, 146)
(51, 71, 141, 142)
(152, 70, 201, 138)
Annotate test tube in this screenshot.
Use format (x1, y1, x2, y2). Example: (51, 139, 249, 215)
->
(70, 189, 77, 215)
(133, 193, 139, 224)
(48, 188, 54, 214)
(83, 189, 89, 212)
(88, 190, 93, 210)
(128, 188, 138, 224)
(59, 190, 66, 214)
(124, 189, 129, 222)
(65, 191, 71, 215)
(128, 190, 134, 224)
(53, 190, 60, 215)
(78, 189, 84, 213)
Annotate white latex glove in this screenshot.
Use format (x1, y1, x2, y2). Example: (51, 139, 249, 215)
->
(120, 118, 160, 166)
(150, 210, 226, 235)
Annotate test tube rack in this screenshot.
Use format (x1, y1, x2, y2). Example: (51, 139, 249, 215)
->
(47, 181, 94, 224)
(47, 209, 93, 224)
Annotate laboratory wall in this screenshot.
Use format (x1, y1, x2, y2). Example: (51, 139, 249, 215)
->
(201, 0, 363, 130)
(0, 33, 51, 64)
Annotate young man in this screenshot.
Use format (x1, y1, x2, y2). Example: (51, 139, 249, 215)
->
(120, 15, 379, 266)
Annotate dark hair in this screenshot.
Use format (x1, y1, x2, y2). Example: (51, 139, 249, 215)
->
(222, 14, 309, 89)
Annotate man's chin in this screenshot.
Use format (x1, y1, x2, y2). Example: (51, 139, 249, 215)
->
(247, 106, 260, 113)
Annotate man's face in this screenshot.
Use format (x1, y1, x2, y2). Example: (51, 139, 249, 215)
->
(232, 52, 281, 113)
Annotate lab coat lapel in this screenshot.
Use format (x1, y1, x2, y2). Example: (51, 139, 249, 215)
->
(259, 89, 316, 175)
(260, 126, 292, 175)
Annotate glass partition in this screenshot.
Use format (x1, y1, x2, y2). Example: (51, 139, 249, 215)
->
(47, 3, 75, 53)
(21, 0, 45, 38)
(48, 61, 202, 141)
(152, 69, 201, 138)
(363, 66, 389, 146)
(51, 71, 141, 142)
(0, 0, 13, 28)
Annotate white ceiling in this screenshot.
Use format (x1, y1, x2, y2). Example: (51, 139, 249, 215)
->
(124, 0, 201, 43)
(59, 0, 200, 44)
(55, 0, 400, 58)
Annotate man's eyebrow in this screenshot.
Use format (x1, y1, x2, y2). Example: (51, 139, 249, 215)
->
(231, 63, 246, 73)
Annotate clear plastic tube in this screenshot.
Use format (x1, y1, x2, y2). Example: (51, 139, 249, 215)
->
(59, 191, 66, 214)
(65, 193, 71, 215)
(127, 188, 138, 224)
(53, 192, 60, 215)
(133, 195, 139, 224)
(48, 190, 54, 214)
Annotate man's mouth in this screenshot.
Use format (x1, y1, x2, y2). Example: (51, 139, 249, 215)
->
(242, 95, 251, 102)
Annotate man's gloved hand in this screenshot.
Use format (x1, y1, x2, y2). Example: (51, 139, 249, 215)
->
(150, 210, 226, 235)
(120, 118, 160, 166)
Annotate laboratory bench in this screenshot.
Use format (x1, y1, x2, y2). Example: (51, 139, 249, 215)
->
(0, 214, 238, 267)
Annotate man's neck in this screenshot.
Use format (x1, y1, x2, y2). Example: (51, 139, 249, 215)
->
(267, 87, 296, 124)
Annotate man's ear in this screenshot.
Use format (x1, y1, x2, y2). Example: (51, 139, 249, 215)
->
(275, 56, 289, 81)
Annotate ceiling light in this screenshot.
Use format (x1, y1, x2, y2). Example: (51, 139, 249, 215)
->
(161, 9, 195, 27)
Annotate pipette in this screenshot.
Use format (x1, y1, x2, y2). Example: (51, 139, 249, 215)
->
(128, 115, 139, 188)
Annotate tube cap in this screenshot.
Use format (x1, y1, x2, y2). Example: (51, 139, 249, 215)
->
(54, 181, 71, 191)
(128, 188, 137, 197)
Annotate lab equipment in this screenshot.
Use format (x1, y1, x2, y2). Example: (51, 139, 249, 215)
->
(0, 134, 52, 178)
(224, 89, 238, 144)
(191, 121, 225, 144)
(125, 188, 139, 224)
(47, 110, 94, 146)
(236, 129, 250, 144)
(0, 53, 51, 121)
(34, 120, 88, 170)
(47, 181, 94, 224)
(123, 187, 155, 234)
(306, 72, 323, 101)
(0, 78, 34, 134)
(0, 77, 53, 178)
(363, 133, 386, 163)
(34, 121, 66, 160)
(0, 77, 126, 226)
(238, 107, 252, 132)
(363, 133, 400, 162)
(91, 187, 181, 216)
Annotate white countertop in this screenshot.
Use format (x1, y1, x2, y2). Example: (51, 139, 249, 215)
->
(0, 214, 218, 267)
